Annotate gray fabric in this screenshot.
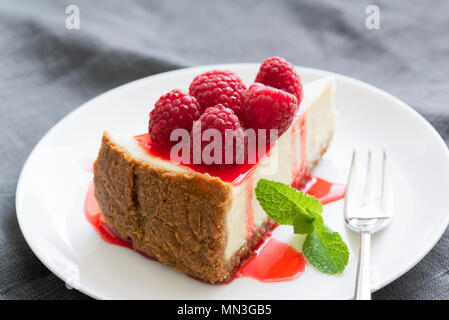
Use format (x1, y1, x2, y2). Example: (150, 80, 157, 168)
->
(1, 0, 448, 300)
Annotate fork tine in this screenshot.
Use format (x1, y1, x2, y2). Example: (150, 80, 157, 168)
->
(381, 146, 388, 209)
(363, 148, 373, 205)
(344, 149, 357, 215)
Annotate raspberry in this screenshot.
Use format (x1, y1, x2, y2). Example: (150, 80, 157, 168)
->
(149, 89, 201, 149)
(191, 104, 246, 168)
(189, 70, 247, 116)
(241, 83, 298, 138)
(255, 56, 303, 103)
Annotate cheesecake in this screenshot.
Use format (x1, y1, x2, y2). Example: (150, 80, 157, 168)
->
(93, 76, 336, 283)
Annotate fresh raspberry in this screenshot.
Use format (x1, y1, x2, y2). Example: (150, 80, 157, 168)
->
(191, 104, 246, 168)
(189, 70, 247, 116)
(149, 89, 201, 149)
(241, 83, 298, 138)
(255, 56, 303, 103)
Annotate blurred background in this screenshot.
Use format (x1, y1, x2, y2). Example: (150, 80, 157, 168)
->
(1, 0, 448, 299)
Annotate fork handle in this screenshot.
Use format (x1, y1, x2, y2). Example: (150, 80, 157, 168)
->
(355, 230, 371, 300)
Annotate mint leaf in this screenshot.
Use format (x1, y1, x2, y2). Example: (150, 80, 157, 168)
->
(302, 224, 349, 274)
(255, 179, 322, 225)
(293, 209, 323, 234)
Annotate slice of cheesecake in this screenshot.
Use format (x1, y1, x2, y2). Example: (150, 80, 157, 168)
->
(93, 77, 336, 283)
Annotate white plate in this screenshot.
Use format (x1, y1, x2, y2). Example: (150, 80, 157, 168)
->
(16, 64, 449, 300)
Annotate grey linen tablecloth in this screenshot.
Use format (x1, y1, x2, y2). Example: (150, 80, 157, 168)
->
(1, 0, 448, 300)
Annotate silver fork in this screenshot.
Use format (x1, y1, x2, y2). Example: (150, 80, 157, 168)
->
(344, 147, 392, 300)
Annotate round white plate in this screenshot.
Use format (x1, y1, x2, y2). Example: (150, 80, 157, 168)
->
(16, 64, 449, 300)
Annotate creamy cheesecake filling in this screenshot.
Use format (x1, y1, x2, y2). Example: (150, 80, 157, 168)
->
(105, 77, 336, 263)
(305, 80, 336, 166)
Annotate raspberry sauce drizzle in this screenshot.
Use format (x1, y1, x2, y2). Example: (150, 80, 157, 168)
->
(235, 236, 306, 282)
(244, 176, 256, 240)
(84, 182, 157, 261)
(291, 114, 345, 204)
(84, 182, 133, 249)
(299, 176, 346, 205)
(135, 133, 260, 186)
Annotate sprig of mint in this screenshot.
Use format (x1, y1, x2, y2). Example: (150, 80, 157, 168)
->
(255, 179, 349, 274)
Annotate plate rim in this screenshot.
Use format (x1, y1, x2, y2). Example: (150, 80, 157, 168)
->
(15, 63, 449, 300)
